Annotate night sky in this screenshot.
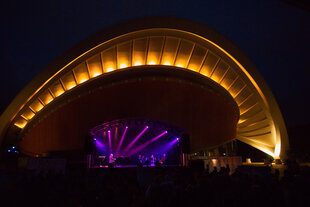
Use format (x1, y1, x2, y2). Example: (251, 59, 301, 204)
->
(0, 0, 309, 132)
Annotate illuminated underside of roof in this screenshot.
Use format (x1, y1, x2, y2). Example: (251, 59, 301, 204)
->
(0, 19, 288, 158)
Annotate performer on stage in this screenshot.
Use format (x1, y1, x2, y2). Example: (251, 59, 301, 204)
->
(159, 153, 166, 165)
(150, 154, 155, 166)
(143, 155, 147, 165)
(138, 154, 143, 166)
(154, 155, 159, 165)
(109, 153, 116, 164)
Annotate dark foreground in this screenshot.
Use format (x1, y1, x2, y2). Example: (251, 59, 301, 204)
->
(0, 163, 309, 207)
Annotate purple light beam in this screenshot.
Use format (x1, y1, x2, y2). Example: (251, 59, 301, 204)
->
(95, 140, 105, 150)
(108, 130, 112, 153)
(128, 130, 168, 156)
(155, 138, 178, 155)
(123, 126, 149, 153)
(116, 126, 128, 153)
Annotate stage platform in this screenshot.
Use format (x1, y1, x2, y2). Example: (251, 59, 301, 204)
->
(92, 164, 180, 168)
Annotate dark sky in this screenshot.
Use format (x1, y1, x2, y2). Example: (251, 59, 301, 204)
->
(0, 0, 309, 128)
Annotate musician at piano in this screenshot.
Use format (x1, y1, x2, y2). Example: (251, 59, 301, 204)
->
(109, 153, 116, 164)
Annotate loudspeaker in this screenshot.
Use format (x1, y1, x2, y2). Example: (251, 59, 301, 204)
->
(181, 133, 190, 153)
(84, 134, 94, 154)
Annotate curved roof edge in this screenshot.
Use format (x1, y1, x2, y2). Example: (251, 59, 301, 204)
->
(0, 17, 289, 158)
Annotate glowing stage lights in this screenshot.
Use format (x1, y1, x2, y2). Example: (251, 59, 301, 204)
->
(116, 126, 128, 153)
(128, 130, 169, 156)
(108, 130, 112, 153)
(89, 118, 184, 161)
(124, 126, 149, 153)
(7, 146, 19, 154)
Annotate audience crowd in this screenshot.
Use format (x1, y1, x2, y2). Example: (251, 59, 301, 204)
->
(0, 160, 309, 207)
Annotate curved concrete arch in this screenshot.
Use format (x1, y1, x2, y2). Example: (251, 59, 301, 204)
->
(0, 17, 288, 158)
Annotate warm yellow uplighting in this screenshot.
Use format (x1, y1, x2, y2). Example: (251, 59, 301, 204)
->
(20, 115, 28, 121)
(30, 101, 44, 113)
(211, 75, 220, 83)
(107, 68, 114, 72)
(134, 62, 142, 66)
(73, 64, 89, 84)
(256, 146, 275, 157)
(93, 72, 101, 77)
(39, 90, 54, 105)
(238, 119, 247, 124)
(274, 143, 281, 158)
(22, 109, 35, 120)
(187, 65, 199, 72)
(54, 90, 64, 97)
(49, 81, 65, 98)
(79, 79, 88, 84)
(67, 84, 76, 90)
(14, 120, 27, 129)
(5, 29, 286, 160)
(45, 97, 53, 104)
(120, 63, 127, 69)
(200, 72, 208, 77)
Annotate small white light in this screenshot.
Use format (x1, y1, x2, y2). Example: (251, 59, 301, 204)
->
(68, 85, 76, 90)
(134, 62, 142, 66)
(120, 64, 127, 69)
(107, 68, 114, 72)
(93, 73, 101, 77)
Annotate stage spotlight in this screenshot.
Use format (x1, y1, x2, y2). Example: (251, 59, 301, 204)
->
(124, 126, 149, 152)
(12, 146, 15, 149)
(116, 126, 128, 153)
(128, 130, 169, 156)
(108, 130, 112, 152)
(8, 149, 11, 152)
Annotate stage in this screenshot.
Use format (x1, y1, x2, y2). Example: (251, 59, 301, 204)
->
(93, 164, 180, 168)
(89, 118, 184, 169)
